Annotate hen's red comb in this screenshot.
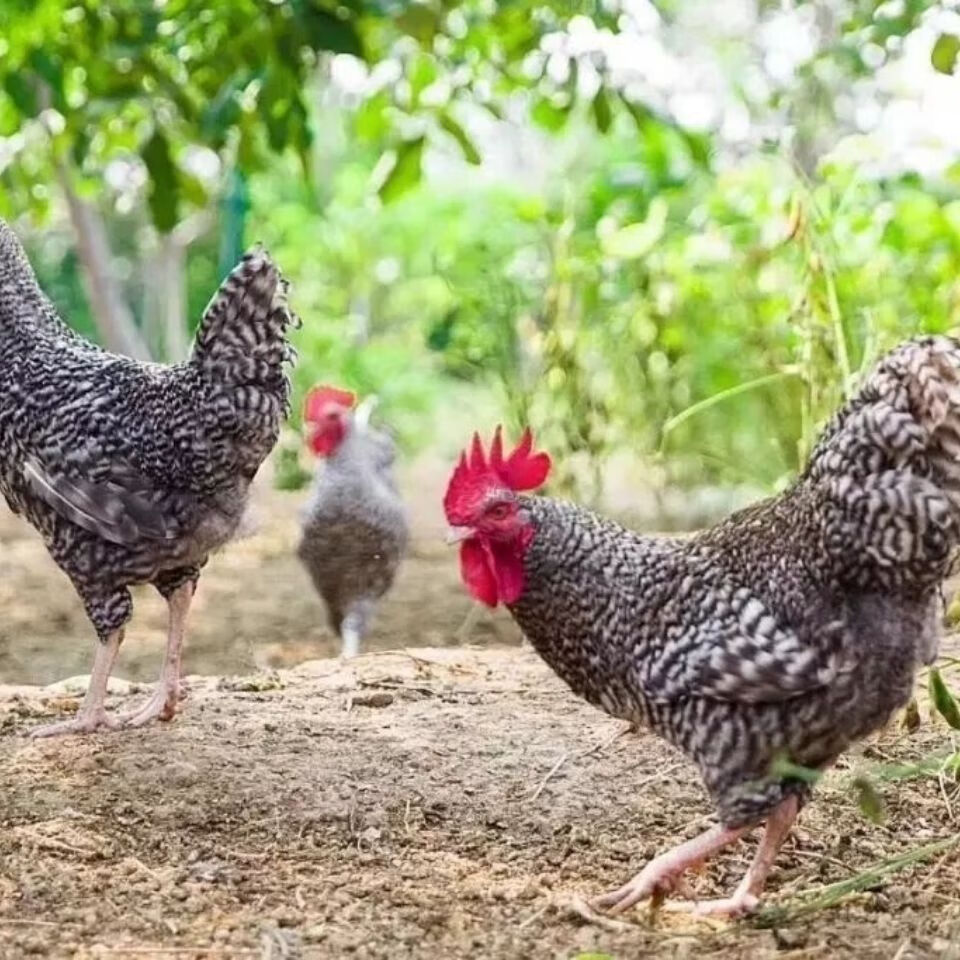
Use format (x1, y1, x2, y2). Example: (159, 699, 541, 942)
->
(443, 426, 551, 524)
(304, 385, 356, 422)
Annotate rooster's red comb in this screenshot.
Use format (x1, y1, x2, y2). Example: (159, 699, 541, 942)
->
(443, 426, 551, 524)
(304, 385, 356, 422)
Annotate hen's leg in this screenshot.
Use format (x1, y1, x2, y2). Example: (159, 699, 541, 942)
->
(119, 581, 194, 728)
(29, 631, 123, 738)
(592, 822, 750, 914)
(665, 794, 799, 918)
(339, 600, 372, 659)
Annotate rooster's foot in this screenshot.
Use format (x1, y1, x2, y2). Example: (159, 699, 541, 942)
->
(590, 864, 692, 914)
(663, 890, 760, 919)
(591, 823, 747, 915)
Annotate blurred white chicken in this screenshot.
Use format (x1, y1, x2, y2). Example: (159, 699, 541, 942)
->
(296, 386, 408, 657)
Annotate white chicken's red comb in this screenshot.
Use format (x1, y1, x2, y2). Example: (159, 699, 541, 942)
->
(443, 426, 551, 524)
(304, 385, 356, 422)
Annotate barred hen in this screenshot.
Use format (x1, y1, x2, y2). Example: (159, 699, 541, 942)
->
(296, 386, 408, 658)
(443, 337, 959, 916)
(0, 219, 297, 737)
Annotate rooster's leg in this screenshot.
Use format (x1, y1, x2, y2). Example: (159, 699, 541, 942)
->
(119, 583, 193, 728)
(664, 795, 799, 918)
(591, 823, 749, 914)
(29, 631, 123, 738)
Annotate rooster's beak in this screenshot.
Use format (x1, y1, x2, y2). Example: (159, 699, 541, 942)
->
(445, 526, 475, 545)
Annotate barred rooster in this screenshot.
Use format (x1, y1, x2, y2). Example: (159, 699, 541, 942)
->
(443, 337, 957, 916)
(297, 386, 408, 658)
(0, 219, 297, 737)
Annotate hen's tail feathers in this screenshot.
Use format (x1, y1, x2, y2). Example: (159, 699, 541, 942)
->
(190, 245, 300, 417)
(0, 218, 77, 338)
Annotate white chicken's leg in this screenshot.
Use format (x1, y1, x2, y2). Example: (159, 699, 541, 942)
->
(341, 624, 361, 659)
(591, 822, 750, 914)
(339, 603, 368, 659)
(119, 582, 193, 728)
(665, 795, 799, 918)
(29, 631, 123, 738)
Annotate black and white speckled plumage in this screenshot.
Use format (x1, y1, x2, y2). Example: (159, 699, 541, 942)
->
(297, 420, 408, 650)
(509, 336, 959, 829)
(0, 218, 296, 641)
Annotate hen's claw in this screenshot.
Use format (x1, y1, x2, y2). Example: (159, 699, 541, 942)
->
(28, 708, 121, 738)
(116, 684, 180, 728)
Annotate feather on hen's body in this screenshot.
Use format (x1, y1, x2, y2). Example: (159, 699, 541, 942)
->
(0, 220, 296, 639)
(509, 336, 957, 826)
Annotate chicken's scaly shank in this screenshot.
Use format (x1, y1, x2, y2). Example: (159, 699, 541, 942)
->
(443, 337, 960, 915)
(0, 219, 297, 736)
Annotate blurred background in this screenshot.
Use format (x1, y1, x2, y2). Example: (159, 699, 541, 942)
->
(1, 0, 959, 682)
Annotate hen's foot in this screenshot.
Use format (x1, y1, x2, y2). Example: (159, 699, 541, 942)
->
(29, 708, 121, 739)
(591, 824, 747, 915)
(117, 684, 180, 728)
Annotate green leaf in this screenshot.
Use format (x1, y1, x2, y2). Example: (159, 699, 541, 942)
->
(28, 49, 65, 110)
(354, 91, 391, 142)
(531, 97, 570, 133)
(395, 4, 439, 45)
(3, 71, 38, 117)
(769, 752, 822, 785)
(480, 100, 505, 121)
(438, 111, 480, 164)
(621, 94, 652, 130)
(853, 776, 886, 824)
(179, 170, 208, 208)
(71, 128, 91, 168)
(931, 33, 960, 75)
(295, 6, 363, 57)
(409, 52, 438, 106)
(945, 592, 960, 627)
(0, 95, 21, 136)
(377, 136, 425, 204)
(601, 196, 668, 259)
(929, 667, 960, 729)
(591, 88, 612, 134)
(141, 128, 179, 233)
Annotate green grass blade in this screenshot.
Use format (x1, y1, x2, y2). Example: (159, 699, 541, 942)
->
(660, 370, 800, 443)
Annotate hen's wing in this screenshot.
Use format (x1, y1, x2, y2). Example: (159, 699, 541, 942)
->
(23, 457, 192, 546)
(642, 577, 845, 705)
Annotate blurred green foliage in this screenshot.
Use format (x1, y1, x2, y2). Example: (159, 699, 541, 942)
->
(245, 101, 960, 496)
(2, 1, 959, 501)
(0, 0, 626, 229)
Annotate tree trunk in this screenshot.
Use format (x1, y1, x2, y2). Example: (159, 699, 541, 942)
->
(144, 213, 211, 362)
(54, 160, 153, 360)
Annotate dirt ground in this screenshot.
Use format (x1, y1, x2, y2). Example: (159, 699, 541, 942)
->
(1, 646, 960, 960)
(3, 460, 960, 958)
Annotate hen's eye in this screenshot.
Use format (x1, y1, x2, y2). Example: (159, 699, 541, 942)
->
(488, 503, 511, 520)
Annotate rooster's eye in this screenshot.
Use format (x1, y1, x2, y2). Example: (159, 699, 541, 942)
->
(488, 503, 511, 520)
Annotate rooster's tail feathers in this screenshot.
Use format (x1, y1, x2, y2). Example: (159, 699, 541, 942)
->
(807, 336, 960, 505)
